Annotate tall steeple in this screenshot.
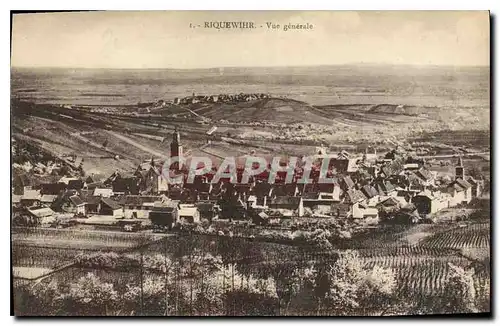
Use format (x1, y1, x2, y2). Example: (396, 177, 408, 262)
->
(455, 156, 464, 180)
(170, 127, 183, 169)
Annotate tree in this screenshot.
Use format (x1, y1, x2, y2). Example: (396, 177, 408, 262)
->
(358, 265, 397, 315)
(319, 250, 365, 315)
(440, 263, 478, 314)
(411, 263, 479, 315)
(310, 250, 397, 316)
(58, 165, 71, 177)
(124, 274, 175, 316)
(62, 273, 118, 315)
(78, 162, 85, 177)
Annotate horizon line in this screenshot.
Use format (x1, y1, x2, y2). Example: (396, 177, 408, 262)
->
(10, 62, 490, 71)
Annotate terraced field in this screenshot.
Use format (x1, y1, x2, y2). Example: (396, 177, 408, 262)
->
(421, 223, 490, 249)
(11, 228, 164, 272)
(357, 222, 490, 298)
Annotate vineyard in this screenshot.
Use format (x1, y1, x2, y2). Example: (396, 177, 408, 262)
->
(11, 227, 162, 250)
(355, 222, 490, 298)
(420, 223, 490, 249)
(12, 221, 490, 308)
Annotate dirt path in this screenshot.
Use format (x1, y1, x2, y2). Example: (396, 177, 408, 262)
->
(105, 130, 168, 159)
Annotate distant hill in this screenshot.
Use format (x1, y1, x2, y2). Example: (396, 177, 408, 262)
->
(183, 98, 335, 124)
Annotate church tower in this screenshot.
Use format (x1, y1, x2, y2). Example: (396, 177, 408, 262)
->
(455, 156, 464, 180)
(170, 128, 183, 169)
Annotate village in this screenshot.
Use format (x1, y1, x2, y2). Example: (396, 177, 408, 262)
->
(12, 126, 485, 239)
(172, 92, 271, 105)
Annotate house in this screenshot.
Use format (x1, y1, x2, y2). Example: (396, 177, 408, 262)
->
(40, 182, 67, 195)
(328, 156, 358, 174)
(12, 195, 22, 207)
(168, 185, 184, 201)
(392, 206, 421, 224)
(67, 179, 84, 191)
(12, 174, 30, 195)
(93, 187, 114, 198)
(271, 183, 299, 197)
(331, 203, 351, 218)
(121, 195, 163, 219)
(84, 174, 100, 185)
(149, 200, 180, 230)
(40, 194, 58, 206)
(27, 207, 56, 225)
(69, 195, 86, 215)
(318, 182, 342, 201)
(53, 191, 86, 215)
(343, 189, 366, 205)
(136, 162, 169, 195)
(465, 176, 484, 198)
(247, 194, 268, 209)
(375, 180, 397, 197)
(339, 175, 356, 192)
(447, 178, 473, 206)
(20, 189, 41, 207)
(412, 190, 450, 215)
(178, 204, 201, 224)
(197, 201, 218, 221)
(376, 196, 408, 217)
(99, 198, 123, 217)
(84, 196, 102, 215)
(361, 184, 379, 199)
(403, 163, 420, 170)
(351, 203, 379, 224)
(376, 196, 407, 209)
(185, 176, 213, 200)
(301, 183, 341, 214)
(380, 158, 404, 178)
(219, 196, 248, 220)
(58, 176, 79, 185)
(268, 196, 304, 217)
(106, 171, 140, 195)
(409, 168, 435, 187)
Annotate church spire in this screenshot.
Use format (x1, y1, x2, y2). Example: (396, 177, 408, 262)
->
(455, 156, 464, 180)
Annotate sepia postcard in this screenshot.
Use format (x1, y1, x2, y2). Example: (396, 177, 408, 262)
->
(10, 11, 490, 317)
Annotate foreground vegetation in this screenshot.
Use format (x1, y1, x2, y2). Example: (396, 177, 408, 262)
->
(13, 246, 489, 316)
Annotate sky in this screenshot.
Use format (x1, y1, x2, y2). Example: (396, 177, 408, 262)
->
(11, 11, 490, 69)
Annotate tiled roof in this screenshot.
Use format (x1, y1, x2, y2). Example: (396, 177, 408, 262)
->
(455, 178, 472, 189)
(197, 202, 215, 212)
(100, 197, 122, 210)
(345, 189, 365, 203)
(381, 158, 404, 176)
(22, 190, 41, 201)
(69, 195, 84, 206)
(67, 179, 84, 190)
(269, 196, 302, 208)
(342, 176, 355, 189)
(121, 195, 162, 206)
(28, 207, 54, 218)
(85, 196, 102, 205)
(40, 194, 57, 203)
(94, 188, 113, 197)
(361, 185, 379, 198)
(331, 203, 351, 217)
(415, 168, 433, 181)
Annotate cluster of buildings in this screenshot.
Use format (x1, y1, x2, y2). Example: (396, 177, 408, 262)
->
(12, 130, 484, 229)
(173, 93, 271, 105)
